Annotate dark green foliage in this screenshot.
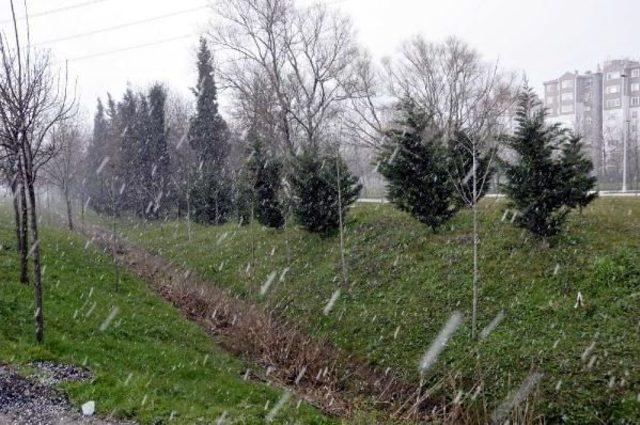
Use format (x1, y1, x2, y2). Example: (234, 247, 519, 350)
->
(247, 135, 285, 229)
(560, 134, 598, 212)
(378, 100, 459, 232)
(290, 149, 362, 234)
(86, 98, 111, 213)
(233, 170, 254, 226)
(189, 168, 234, 225)
(447, 130, 495, 207)
(185, 38, 232, 225)
(501, 86, 571, 238)
(142, 83, 170, 218)
(188, 37, 229, 166)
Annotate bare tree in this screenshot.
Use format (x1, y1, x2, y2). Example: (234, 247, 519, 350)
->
(212, 0, 358, 153)
(0, 0, 75, 343)
(212, 0, 294, 154)
(44, 119, 84, 230)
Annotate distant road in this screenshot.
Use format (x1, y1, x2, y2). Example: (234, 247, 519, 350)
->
(358, 191, 640, 204)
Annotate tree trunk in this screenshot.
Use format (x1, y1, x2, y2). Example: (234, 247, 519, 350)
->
(10, 177, 21, 252)
(64, 185, 74, 231)
(336, 159, 349, 291)
(26, 176, 44, 343)
(19, 180, 29, 284)
(471, 149, 479, 340)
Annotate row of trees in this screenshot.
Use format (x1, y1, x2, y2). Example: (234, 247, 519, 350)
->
(0, 1, 75, 343)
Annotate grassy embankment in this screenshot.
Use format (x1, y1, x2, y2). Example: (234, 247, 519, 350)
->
(107, 198, 640, 423)
(0, 205, 333, 424)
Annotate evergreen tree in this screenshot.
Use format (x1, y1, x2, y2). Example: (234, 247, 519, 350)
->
(86, 98, 111, 213)
(188, 37, 229, 166)
(187, 37, 231, 224)
(248, 134, 285, 228)
(144, 83, 170, 218)
(378, 100, 459, 232)
(234, 168, 254, 226)
(560, 133, 598, 213)
(189, 168, 234, 225)
(501, 86, 570, 238)
(290, 149, 362, 234)
(116, 88, 142, 214)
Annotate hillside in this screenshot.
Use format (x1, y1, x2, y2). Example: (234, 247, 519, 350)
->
(107, 198, 640, 423)
(0, 206, 333, 424)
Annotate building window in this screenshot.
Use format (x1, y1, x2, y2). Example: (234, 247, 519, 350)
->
(606, 85, 620, 94)
(632, 69, 640, 78)
(631, 97, 640, 106)
(606, 99, 621, 108)
(584, 105, 592, 112)
(546, 97, 554, 105)
(561, 80, 573, 89)
(561, 92, 573, 101)
(607, 71, 621, 80)
(632, 83, 640, 92)
(561, 105, 573, 113)
(633, 111, 638, 119)
(546, 84, 556, 92)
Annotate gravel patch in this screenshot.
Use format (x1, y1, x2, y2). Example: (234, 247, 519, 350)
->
(0, 364, 132, 425)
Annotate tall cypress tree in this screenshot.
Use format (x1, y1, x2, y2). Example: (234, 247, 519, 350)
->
(86, 98, 111, 213)
(501, 86, 570, 238)
(188, 37, 229, 166)
(378, 99, 459, 232)
(560, 133, 598, 213)
(145, 83, 169, 218)
(188, 37, 232, 224)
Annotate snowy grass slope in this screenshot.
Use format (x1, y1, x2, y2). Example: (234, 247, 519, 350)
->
(109, 198, 640, 423)
(0, 206, 333, 424)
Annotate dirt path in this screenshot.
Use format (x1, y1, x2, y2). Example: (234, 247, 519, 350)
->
(81, 223, 459, 424)
(0, 363, 131, 425)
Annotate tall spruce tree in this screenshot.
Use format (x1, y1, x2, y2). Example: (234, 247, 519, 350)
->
(188, 37, 229, 165)
(86, 98, 111, 213)
(501, 86, 571, 238)
(560, 133, 598, 213)
(290, 148, 362, 234)
(187, 37, 232, 224)
(378, 100, 459, 232)
(248, 133, 285, 228)
(144, 83, 169, 218)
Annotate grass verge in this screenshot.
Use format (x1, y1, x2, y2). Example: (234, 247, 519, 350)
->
(0, 205, 334, 424)
(103, 198, 640, 423)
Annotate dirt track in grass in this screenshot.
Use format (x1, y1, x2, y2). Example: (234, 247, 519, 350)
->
(81, 223, 475, 424)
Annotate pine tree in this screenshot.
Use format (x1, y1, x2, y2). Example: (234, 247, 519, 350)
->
(145, 83, 170, 218)
(378, 100, 459, 232)
(290, 149, 362, 234)
(188, 37, 229, 166)
(501, 85, 570, 238)
(248, 133, 285, 228)
(187, 37, 231, 224)
(86, 98, 111, 213)
(189, 169, 234, 225)
(560, 133, 598, 213)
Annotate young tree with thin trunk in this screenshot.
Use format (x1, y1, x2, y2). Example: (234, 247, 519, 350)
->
(0, 0, 75, 343)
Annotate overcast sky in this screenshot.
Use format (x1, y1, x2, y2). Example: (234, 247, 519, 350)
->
(1, 0, 639, 115)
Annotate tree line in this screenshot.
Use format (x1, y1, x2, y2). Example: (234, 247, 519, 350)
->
(0, 0, 598, 344)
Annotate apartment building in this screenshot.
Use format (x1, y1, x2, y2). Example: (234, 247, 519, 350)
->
(544, 59, 640, 183)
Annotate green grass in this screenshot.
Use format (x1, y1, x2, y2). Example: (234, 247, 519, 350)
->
(103, 198, 640, 423)
(0, 206, 334, 424)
